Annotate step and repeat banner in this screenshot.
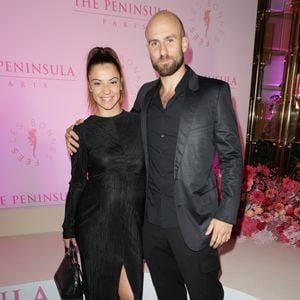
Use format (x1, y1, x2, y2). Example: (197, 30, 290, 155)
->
(0, 0, 258, 209)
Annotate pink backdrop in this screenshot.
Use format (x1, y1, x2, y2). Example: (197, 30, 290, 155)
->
(0, 0, 258, 209)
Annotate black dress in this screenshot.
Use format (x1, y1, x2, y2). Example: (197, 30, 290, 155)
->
(62, 111, 145, 300)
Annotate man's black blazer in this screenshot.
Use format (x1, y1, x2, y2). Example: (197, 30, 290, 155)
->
(132, 65, 243, 251)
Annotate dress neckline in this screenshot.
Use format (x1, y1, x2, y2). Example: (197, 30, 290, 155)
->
(92, 110, 125, 119)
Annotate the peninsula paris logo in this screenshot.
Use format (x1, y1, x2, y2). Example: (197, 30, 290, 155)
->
(9, 119, 56, 167)
(0, 59, 76, 89)
(188, 0, 224, 48)
(74, 0, 164, 29)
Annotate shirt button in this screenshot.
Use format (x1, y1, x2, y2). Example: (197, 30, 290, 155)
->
(160, 134, 165, 138)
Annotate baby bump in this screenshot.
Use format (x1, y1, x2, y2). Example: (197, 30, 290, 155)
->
(76, 173, 145, 222)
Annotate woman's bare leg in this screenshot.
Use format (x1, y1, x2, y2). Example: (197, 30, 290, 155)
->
(118, 265, 134, 300)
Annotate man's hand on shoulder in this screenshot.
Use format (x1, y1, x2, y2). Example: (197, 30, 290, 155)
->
(205, 218, 233, 249)
(65, 119, 84, 155)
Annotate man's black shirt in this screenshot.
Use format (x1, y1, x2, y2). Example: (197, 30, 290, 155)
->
(146, 69, 190, 227)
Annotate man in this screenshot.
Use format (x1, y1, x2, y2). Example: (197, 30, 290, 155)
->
(66, 10, 243, 300)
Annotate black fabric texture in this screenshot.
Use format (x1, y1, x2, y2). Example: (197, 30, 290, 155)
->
(62, 111, 145, 300)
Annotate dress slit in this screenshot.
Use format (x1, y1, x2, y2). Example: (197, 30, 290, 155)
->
(118, 262, 135, 300)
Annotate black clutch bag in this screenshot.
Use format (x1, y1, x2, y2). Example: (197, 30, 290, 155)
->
(54, 244, 84, 299)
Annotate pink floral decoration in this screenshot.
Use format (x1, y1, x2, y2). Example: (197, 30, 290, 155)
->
(239, 165, 300, 248)
(241, 216, 259, 237)
(294, 207, 300, 218)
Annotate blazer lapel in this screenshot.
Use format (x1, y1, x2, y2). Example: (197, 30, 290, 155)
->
(173, 68, 201, 178)
(174, 92, 199, 178)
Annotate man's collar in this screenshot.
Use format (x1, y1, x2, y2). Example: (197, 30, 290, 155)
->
(185, 65, 200, 92)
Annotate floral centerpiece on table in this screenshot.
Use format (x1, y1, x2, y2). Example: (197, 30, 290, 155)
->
(239, 164, 300, 248)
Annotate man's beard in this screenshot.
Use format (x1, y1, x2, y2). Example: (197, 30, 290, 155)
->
(151, 54, 184, 77)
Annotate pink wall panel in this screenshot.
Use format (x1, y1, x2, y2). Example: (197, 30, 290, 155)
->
(0, 0, 258, 209)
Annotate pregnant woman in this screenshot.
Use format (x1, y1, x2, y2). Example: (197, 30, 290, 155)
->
(62, 47, 145, 300)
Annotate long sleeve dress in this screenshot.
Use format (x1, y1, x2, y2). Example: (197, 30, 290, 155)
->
(62, 111, 145, 300)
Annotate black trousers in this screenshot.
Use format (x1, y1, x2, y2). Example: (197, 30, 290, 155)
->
(143, 222, 224, 300)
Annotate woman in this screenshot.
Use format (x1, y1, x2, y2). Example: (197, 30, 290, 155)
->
(62, 47, 145, 300)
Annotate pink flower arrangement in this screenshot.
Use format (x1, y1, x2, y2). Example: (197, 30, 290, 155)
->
(240, 165, 300, 248)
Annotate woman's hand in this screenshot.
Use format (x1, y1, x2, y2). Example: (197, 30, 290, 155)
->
(63, 238, 77, 249)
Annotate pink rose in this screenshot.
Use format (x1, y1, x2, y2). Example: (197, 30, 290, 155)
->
(278, 193, 288, 204)
(263, 199, 272, 206)
(257, 222, 266, 231)
(294, 207, 300, 218)
(278, 234, 289, 243)
(284, 216, 293, 223)
(245, 209, 255, 218)
(286, 207, 294, 216)
(292, 222, 300, 231)
(282, 177, 291, 190)
(282, 178, 300, 192)
(296, 240, 300, 248)
(249, 190, 265, 204)
(241, 216, 259, 237)
(254, 207, 263, 215)
(242, 178, 254, 192)
(274, 203, 284, 212)
(265, 188, 276, 199)
(261, 212, 273, 223)
(244, 165, 256, 178)
(276, 225, 284, 234)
